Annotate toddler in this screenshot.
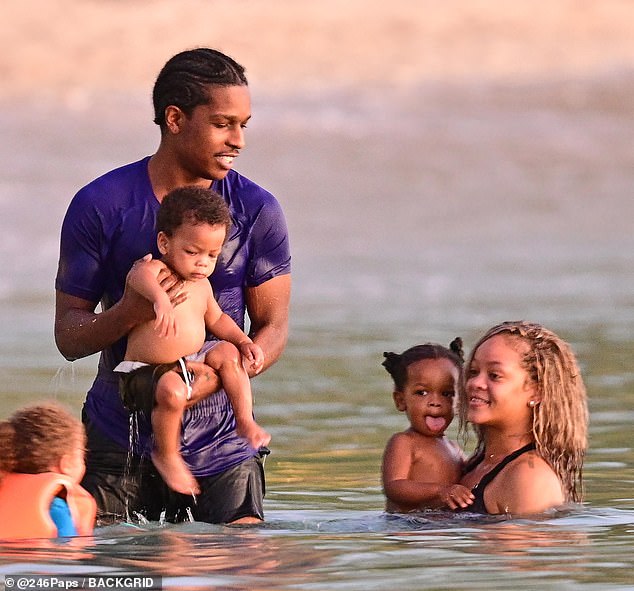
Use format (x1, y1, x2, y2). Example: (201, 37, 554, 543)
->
(381, 338, 474, 512)
(0, 403, 96, 538)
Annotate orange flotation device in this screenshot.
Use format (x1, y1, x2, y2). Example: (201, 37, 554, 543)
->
(0, 472, 97, 539)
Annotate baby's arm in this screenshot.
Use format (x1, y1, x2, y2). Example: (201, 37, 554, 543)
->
(382, 434, 474, 511)
(204, 292, 264, 374)
(127, 259, 177, 337)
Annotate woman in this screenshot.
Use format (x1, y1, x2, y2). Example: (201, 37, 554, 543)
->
(458, 321, 588, 516)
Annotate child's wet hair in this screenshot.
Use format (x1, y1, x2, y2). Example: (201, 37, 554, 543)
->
(0, 403, 85, 475)
(382, 338, 464, 391)
(157, 186, 232, 238)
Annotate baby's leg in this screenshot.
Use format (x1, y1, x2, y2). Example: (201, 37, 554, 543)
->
(205, 341, 271, 449)
(152, 370, 200, 495)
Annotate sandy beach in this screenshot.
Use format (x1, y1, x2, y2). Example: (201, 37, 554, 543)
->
(4, 0, 634, 101)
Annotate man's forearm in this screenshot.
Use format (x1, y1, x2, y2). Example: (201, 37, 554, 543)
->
(249, 322, 288, 376)
(245, 274, 291, 376)
(54, 293, 137, 361)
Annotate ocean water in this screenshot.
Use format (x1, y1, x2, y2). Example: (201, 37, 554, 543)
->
(0, 71, 633, 589)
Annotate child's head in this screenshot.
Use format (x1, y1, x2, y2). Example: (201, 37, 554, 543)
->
(156, 186, 232, 281)
(0, 403, 86, 484)
(383, 338, 464, 437)
(459, 321, 588, 502)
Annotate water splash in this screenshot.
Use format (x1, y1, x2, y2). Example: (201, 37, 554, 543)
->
(122, 411, 142, 523)
(132, 512, 149, 526)
(51, 362, 74, 393)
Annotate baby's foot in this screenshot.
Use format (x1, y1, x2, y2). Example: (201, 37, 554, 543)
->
(151, 450, 200, 495)
(236, 419, 271, 450)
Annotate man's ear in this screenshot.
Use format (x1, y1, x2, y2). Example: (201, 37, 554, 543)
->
(164, 105, 185, 135)
(393, 390, 407, 412)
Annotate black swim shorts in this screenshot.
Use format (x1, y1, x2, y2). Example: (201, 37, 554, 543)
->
(82, 414, 267, 524)
(117, 362, 180, 417)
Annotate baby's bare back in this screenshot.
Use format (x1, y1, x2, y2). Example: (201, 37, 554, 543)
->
(125, 280, 210, 364)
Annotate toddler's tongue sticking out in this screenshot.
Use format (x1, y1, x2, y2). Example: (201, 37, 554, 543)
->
(425, 416, 446, 433)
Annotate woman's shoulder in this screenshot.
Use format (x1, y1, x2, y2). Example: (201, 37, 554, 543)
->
(493, 451, 564, 514)
(504, 449, 556, 479)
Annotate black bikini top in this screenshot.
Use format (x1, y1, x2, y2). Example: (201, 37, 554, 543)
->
(464, 442, 537, 514)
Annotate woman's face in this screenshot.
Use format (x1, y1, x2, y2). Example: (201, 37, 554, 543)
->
(464, 334, 537, 429)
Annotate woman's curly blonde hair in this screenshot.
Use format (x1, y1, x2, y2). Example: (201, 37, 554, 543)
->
(459, 321, 588, 503)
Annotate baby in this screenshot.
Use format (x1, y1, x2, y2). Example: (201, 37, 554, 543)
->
(116, 186, 270, 495)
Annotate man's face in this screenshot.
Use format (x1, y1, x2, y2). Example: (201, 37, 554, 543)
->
(170, 84, 251, 182)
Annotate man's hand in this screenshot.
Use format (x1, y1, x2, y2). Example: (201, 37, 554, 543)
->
(123, 254, 188, 326)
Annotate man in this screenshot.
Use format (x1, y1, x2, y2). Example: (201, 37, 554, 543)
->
(55, 48, 291, 524)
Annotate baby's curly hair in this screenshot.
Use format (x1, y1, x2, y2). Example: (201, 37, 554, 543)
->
(382, 337, 464, 392)
(0, 403, 85, 475)
(157, 186, 232, 238)
(458, 321, 588, 503)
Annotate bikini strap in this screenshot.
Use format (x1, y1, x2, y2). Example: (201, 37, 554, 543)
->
(474, 442, 537, 491)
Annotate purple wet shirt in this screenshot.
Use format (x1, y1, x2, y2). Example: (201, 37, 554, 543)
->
(56, 157, 290, 476)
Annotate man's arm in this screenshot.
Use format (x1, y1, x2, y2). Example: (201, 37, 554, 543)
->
(54, 291, 143, 362)
(245, 274, 291, 376)
(54, 256, 186, 361)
